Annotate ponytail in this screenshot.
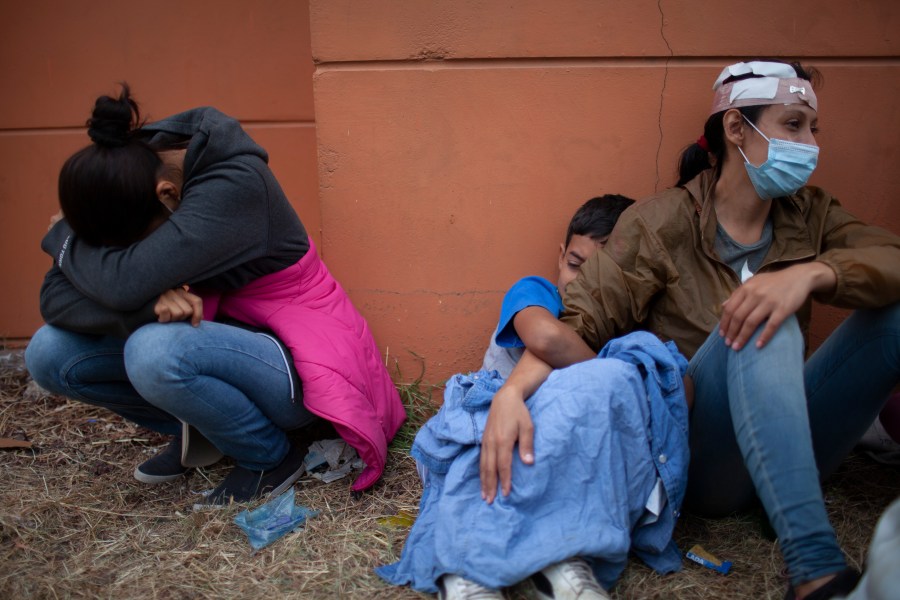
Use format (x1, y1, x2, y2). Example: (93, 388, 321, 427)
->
(676, 139, 715, 187)
(676, 105, 766, 187)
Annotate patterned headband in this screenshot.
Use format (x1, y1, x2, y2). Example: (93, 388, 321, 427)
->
(710, 61, 817, 116)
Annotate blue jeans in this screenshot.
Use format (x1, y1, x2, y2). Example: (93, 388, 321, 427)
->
(25, 321, 317, 471)
(685, 304, 900, 586)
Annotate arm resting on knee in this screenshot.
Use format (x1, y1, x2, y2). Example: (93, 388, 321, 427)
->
(513, 306, 596, 369)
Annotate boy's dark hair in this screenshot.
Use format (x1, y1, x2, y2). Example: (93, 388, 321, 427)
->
(565, 194, 635, 247)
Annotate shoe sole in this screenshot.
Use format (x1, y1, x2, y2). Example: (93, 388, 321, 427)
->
(133, 466, 189, 484)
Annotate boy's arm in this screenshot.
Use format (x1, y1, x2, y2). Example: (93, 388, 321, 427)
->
(512, 306, 597, 367)
(479, 276, 596, 502)
(479, 349, 553, 504)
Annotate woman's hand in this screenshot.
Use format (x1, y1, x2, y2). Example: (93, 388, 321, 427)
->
(480, 385, 535, 504)
(154, 286, 203, 326)
(719, 262, 836, 350)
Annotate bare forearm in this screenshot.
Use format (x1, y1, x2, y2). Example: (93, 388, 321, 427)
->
(500, 350, 553, 401)
(530, 319, 596, 367)
(806, 261, 837, 295)
(513, 307, 596, 369)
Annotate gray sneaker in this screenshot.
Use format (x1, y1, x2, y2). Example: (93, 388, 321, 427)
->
(530, 558, 609, 600)
(437, 574, 504, 600)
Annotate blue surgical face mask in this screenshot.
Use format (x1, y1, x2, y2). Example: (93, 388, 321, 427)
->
(738, 115, 819, 201)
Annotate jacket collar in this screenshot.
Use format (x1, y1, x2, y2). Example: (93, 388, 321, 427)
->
(683, 170, 720, 258)
(683, 170, 816, 264)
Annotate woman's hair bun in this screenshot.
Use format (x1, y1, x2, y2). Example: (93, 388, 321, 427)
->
(86, 82, 142, 147)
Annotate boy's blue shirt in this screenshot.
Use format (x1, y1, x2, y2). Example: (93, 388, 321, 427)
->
(495, 276, 563, 347)
(481, 276, 563, 378)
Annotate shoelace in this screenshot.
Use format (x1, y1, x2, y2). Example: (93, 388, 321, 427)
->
(561, 559, 607, 595)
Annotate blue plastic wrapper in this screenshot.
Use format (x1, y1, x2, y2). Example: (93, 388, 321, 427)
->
(234, 489, 318, 551)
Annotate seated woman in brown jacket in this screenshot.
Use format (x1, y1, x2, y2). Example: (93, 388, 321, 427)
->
(479, 60, 900, 600)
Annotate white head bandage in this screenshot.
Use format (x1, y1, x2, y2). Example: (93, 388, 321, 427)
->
(710, 61, 817, 115)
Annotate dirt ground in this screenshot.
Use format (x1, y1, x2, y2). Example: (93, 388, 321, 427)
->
(1, 348, 897, 599)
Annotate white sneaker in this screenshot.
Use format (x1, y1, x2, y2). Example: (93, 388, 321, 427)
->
(530, 558, 609, 600)
(437, 574, 504, 599)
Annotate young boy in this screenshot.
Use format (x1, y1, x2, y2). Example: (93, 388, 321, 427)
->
(380, 194, 642, 600)
(481, 195, 635, 380)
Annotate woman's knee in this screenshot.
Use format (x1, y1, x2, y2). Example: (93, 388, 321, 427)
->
(25, 325, 105, 393)
(25, 325, 67, 391)
(760, 313, 803, 350)
(822, 302, 900, 371)
(124, 323, 194, 396)
(737, 314, 805, 376)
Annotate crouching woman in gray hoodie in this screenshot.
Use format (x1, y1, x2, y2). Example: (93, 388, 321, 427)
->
(25, 85, 403, 504)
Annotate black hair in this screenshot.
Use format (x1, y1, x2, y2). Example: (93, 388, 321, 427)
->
(676, 61, 822, 187)
(58, 84, 168, 246)
(565, 194, 635, 247)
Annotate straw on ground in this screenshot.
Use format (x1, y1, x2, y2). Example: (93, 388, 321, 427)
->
(1, 349, 896, 599)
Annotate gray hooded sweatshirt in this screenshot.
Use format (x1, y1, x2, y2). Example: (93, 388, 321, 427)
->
(39, 107, 309, 337)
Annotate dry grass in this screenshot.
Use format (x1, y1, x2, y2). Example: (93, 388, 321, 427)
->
(1, 347, 897, 599)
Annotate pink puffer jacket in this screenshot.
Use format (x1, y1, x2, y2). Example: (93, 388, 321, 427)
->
(202, 241, 406, 491)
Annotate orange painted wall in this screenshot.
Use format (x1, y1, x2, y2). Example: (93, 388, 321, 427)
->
(310, 0, 900, 384)
(0, 1, 318, 343)
(4, 2, 899, 389)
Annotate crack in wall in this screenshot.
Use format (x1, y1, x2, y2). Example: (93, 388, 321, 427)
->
(655, 0, 674, 192)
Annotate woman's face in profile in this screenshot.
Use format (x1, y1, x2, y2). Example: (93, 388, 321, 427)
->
(741, 103, 820, 166)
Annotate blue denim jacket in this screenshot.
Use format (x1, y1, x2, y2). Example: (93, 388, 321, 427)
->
(377, 331, 689, 592)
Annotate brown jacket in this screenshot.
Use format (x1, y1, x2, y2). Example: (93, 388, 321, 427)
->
(561, 170, 900, 360)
